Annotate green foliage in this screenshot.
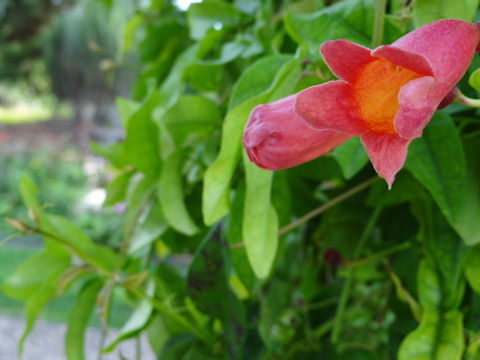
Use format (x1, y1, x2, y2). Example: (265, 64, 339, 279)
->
(4, 0, 480, 359)
(413, 0, 480, 27)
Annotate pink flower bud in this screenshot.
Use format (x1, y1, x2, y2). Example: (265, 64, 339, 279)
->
(242, 95, 350, 170)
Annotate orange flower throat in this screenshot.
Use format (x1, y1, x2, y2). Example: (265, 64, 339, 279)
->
(353, 58, 421, 134)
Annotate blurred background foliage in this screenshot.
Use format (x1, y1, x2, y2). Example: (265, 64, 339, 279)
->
(2, 0, 480, 359)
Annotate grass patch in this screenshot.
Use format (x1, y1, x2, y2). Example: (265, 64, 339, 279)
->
(0, 103, 72, 124)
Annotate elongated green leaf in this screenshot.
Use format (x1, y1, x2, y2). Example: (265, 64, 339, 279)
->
(128, 200, 168, 254)
(413, 0, 479, 27)
(121, 14, 144, 54)
(227, 181, 255, 293)
(66, 279, 103, 360)
(20, 273, 66, 354)
(412, 199, 467, 310)
(125, 90, 161, 177)
(398, 309, 464, 360)
(103, 281, 154, 353)
(229, 55, 292, 111)
(405, 113, 480, 244)
(187, 0, 242, 40)
(400, 201, 467, 360)
(19, 175, 41, 213)
(465, 245, 480, 293)
(159, 152, 198, 236)
(158, 95, 221, 159)
(187, 229, 246, 357)
(259, 278, 292, 348)
(452, 138, 480, 245)
(202, 55, 301, 225)
(90, 142, 129, 169)
(103, 170, 134, 207)
(156, 45, 198, 113)
(116, 97, 141, 127)
(469, 68, 480, 91)
(242, 155, 278, 279)
(2, 250, 70, 301)
(40, 214, 119, 272)
(333, 137, 369, 180)
(56, 265, 94, 296)
(96, 279, 115, 328)
(284, 0, 403, 55)
(124, 174, 156, 236)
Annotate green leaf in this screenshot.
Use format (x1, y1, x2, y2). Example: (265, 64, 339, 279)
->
(124, 174, 156, 235)
(465, 245, 480, 293)
(158, 95, 221, 160)
(242, 155, 278, 279)
(227, 181, 255, 293)
(103, 281, 155, 353)
(453, 138, 480, 245)
(19, 175, 41, 213)
(40, 214, 119, 272)
(56, 265, 95, 296)
(412, 200, 467, 310)
(258, 278, 293, 349)
(187, 229, 246, 357)
(20, 273, 65, 354)
(96, 279, 115, 328)
(90, 142, 129, 169)
(103, 171, 134, 207)
(116, 97, 141, 127)
(128, 199, 168, 254)
(333, 137, 369, 180)
(366, 173, 424, 207)
(187, 0, 242, 40)
(186, 63, 221, 92)
(156, 45, 199, 114)
(284, 0, 403, 55)
(469, 68, 480, 91)
(399, 201, 467, 360)
(202, 55, 301, 225)
(121, 14, 144, 54)
(413, 0, 479, 27)
(125, 90, 161, 177)
(405, 112, 479, 244)
(159, 152, 198, 236)
(187, 230, 229, 318)
(66, 279, 103, 360)
(229, 55, 292, 110)
(398, 308, 464, 360)
(2, 250, 70, 301)
(3, 251, 70, 354)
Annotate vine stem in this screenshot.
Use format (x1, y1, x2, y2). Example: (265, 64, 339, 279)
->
(372, 0, 387, 48)
(277, 177, 378, 237)
(456, 91, 480, 108)
(331, 206, 383, 344)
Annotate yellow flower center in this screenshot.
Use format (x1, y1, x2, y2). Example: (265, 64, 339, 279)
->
(353, 58, 421, 134)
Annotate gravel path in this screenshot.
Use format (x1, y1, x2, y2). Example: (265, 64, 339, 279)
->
(0, 315, 156, 360)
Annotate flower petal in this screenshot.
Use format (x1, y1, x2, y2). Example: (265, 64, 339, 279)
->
(372, 45, 435, 77)
(242, 95, 351, 170)
(394, 76, 436, 139)
(361, 131, 411, 189)
(295, 81, 366, 135)
(320, 40, 373, 83)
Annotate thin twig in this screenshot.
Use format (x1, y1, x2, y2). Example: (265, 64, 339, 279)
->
(278, 177, 378, 237)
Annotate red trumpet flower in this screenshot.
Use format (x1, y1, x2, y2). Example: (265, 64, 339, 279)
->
(243, 19, 480, 188)
(296, 19, 479, 187)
